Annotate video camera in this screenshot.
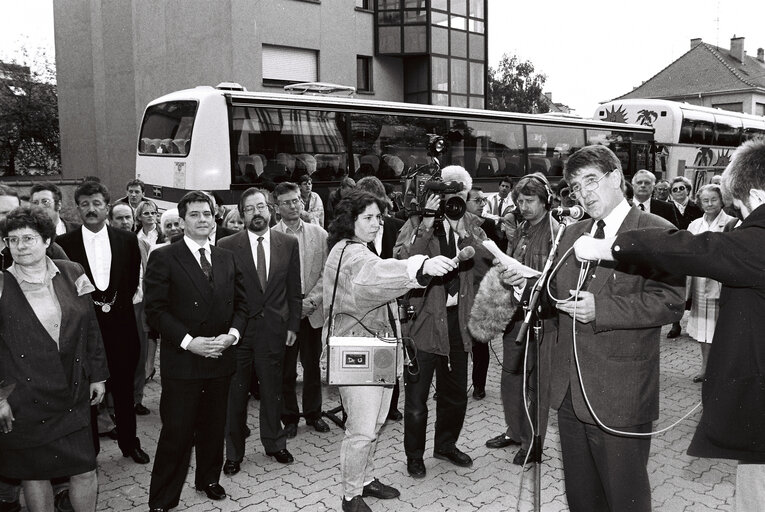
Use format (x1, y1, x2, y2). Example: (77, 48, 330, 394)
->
(401, 134, 467, 221)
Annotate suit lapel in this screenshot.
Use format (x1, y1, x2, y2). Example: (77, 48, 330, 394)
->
(236, 231, 262, 294)
(70, 231, 95, 284)
(106, 227, 121, 291)
(175, 242, 214, 302)
(265, 230, 281, 295)
(558, 221, 592, 295)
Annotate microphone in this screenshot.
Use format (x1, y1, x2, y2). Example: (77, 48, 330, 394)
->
(551, 205, 585, 220)
(451, 246, 475, 265)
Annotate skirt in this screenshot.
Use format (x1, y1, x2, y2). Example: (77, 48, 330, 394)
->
(687, 278, 719, 344)
(0, 426, 96, 480)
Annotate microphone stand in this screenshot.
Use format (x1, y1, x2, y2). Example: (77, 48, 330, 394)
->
(514, 219, 568, 512)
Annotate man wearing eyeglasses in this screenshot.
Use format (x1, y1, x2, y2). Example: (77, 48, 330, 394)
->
(30, 182, 81, 237)
(218, 187, 302, 473)
(503, 146, 684, 511)
(669, 176, 703, 230)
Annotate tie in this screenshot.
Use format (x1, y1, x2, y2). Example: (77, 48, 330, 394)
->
(638, 203, 645, 211)
(199, 248, 212, 282)
(497, 197, 505, 216)
(594, 219, 606, 239)
(256, 236, 267, 289)
(443, 227, 459, 297)
(582, 220, 606, 290)
(367, 240, 378, 256)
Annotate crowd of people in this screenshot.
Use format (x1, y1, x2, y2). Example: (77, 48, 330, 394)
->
(0, 138, 763, 512)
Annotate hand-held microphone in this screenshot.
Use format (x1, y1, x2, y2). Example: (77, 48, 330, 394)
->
(451, 246, 475, 265)
(551, 205, 585, 220)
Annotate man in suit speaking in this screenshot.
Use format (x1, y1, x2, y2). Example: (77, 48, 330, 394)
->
(503, 146, 684, 511)
(145, 191, 248, 511)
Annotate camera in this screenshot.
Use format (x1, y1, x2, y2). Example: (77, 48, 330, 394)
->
(397, 297, 416, 323)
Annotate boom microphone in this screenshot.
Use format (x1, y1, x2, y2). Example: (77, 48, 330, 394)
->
(452, 246, 475, 265)
(551, 205, 585, 220)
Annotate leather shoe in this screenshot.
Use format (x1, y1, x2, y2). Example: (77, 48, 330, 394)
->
(485, 433, 521, 449)
(341, 496, 372, 512)
(667, 323, 681, 338)
(196, 482, 226, 501)
(223, 459, 241, 476)
(134, 403, 150, 416)
(434, 447, 473, 467)
(693, 374, 706, 383)
(513, 448, 528, 466)
(307, 417, 330, 433)
(100, 427, 119, 440)
(0, 500, 21, 512)
(54, 489, 73, 512)
(406, 457, 426, 479)
(284, 423, 297, 438)
(266, 448, 294, 464)
(362, 478, 400, 499)
(387, 408, 403, 421)
(123, 446, 150, 464)
(472, 388, 486, 400)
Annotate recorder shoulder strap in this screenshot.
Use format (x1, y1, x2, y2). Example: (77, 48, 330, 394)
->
(326, 240, 354, 339)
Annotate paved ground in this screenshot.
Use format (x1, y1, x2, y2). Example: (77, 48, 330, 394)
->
(85, 317, 734, 512)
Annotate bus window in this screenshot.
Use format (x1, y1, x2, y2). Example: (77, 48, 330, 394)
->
(139, 101, 197, 155)
(349, 113, 448, 181)
(525, 125, 585, 178)
(461, 120, 524, 178)
(713, 114, 742, 147)
(231, 107, 349, 184)
(742, 118, 765, 141)
(679, 112, 715, 145)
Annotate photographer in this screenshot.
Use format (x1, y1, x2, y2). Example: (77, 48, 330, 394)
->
(393, 165, 490, 479)
(324, 190, 456, 512)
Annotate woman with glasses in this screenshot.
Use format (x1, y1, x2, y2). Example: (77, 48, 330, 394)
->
(686, 184, 735, 382)
(134, 199, 165, 246)
(0, 208, 109, 512)
(669, 176, 703, 230)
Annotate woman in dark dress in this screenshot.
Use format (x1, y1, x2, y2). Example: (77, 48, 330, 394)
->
(0, 208, 109, 512)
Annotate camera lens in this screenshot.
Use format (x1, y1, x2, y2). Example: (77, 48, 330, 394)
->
(443, 196, 466, 221)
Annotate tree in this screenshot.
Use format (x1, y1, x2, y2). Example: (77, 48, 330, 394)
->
(0, 47, 60, 176)
(487, 53, 549, 114)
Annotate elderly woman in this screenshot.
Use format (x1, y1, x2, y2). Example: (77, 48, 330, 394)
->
(324, 190, 455, 512)
(0, 208, 108, 512)
(686, 184, 735, 382)
(669, 176, 704, 229)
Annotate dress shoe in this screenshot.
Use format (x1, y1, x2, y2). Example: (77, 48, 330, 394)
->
(54, 489, 73, 512)
(485, 433, 521, 449)
(472, 388, 486, 400)
(362, 478, 400, 499)
(693, 374, 706, 383)
(0, 500, 21, 512)
(667, 323, 681, 338)
(223, 459, 241, 476)
(387, 408, 403, 421)
(406, 457, 426, 478)
(123, 445, 150, 464)
(266, 448, 294, 464)
(196, 482, 227, 501)
(434, 447, 473, 467)
(513, 448, 528, 466)
(148, 508, 167, 512)
(134, 403, 150, 416)
(284, 423, 297, 438)
(307, 417, 330, 433)
(341, 496, 372, 512)
(101, 427, 119, 440)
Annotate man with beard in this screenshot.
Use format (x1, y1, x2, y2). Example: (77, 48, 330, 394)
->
(220, 187, 301, 472)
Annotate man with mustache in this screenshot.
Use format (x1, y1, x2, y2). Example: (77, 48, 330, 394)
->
(219, 187, 301, 471)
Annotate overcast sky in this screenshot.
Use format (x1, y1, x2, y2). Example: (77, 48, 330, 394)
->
(2, 0, 765, 117)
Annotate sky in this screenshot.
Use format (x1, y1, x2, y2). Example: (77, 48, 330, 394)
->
(2, 0, 765, 117)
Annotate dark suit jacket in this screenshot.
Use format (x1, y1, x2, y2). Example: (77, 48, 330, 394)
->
(61, 219, 81, 234)
(549, 207, 685, 427)
(217, 229, 301, 354)
(648, 198, 679, 226)
(144, 239, 248, 379)
(56, 226, 141, 365)
(672, 200, 704, 229)
(214, 225, 236, 244)
(381, 216, 404, 259)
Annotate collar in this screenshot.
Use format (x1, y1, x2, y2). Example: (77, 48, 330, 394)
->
(8, 256, 60, 285)
(82, 224, 108, 241)
(597, 199, 632, 237)
(247, 227, 271, 244)
(277, 219, 304, 234)
(183, 235, 212, 255)
(672, 198, 689, 209)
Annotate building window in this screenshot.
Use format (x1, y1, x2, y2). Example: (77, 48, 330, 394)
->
(262, 45, 318, 85)
(356, 0, 371, 8)
(711, 102, 743, 113)
(756, 103, 765, 116)
(357, 56, 373, 93)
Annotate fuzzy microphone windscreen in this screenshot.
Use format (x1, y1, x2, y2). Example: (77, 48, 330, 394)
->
(468, 265, 518, 343)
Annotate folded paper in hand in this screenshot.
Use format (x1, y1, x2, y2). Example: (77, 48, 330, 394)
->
(482, 240, 541, 279)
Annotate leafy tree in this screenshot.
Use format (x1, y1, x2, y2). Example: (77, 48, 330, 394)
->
(0, 47, 60, 176)
(487, 53, 550, 114)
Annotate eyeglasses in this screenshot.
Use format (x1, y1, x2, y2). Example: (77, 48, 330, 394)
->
(671, 186, 686, 192)
(468, 198, 487, 204)
(141, 211, 157, 216)
(3, 234, 41, 246)
(242, 204, 270, 214)
(277, 198, 301, 207)
(31, 199, 55, 207)
(569, 171, 612, 200)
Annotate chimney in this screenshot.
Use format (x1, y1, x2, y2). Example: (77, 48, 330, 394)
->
(758, 48, 764, 63)
(731, 36, 745, 62)
(690, 38, 702, 49)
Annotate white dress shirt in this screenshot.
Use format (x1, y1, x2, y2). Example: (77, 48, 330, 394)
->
(137, 226, 159, 246)
(82, 225, 112, 291)
(635, 199, 651, 213)
(590, 199, 633, 238)
(247, 228, 271, 281)
(55, 219, 67, 236)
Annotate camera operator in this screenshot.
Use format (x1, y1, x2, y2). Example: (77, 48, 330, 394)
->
(393, 165, 490, 479)
(323, 190, 456, 512)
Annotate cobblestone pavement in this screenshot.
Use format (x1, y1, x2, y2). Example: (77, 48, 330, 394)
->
(86, 319, 734, 512)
